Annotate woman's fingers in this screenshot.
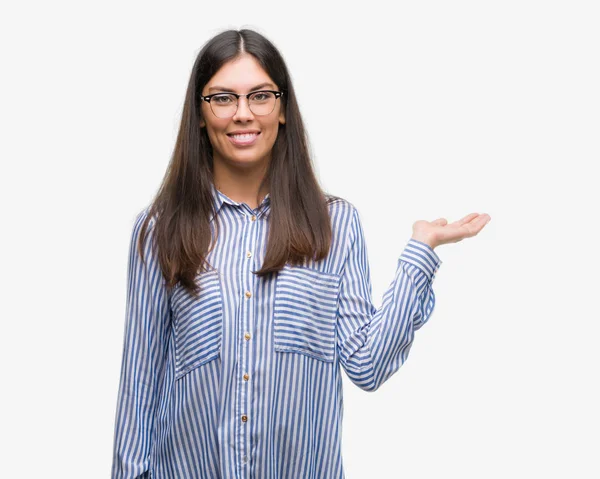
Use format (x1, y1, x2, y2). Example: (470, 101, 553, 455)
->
(437, 213, 490, 244)
(450, 213, 481, 226)
(461, 213, 491, 237)
(414, 213, 491, 247)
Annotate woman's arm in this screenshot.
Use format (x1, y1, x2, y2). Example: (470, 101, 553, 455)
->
(336, 207, 442, 392)
(111, 209, 171, 479)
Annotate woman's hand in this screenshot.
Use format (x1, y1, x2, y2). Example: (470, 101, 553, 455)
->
(411, 213, 491, 250)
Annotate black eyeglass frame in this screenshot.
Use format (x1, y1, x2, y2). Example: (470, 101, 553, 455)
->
(199, 90, 285, 117)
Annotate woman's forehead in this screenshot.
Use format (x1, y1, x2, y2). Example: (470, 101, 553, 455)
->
(206, 55, 276, 92)
(207, 81, 277, 94)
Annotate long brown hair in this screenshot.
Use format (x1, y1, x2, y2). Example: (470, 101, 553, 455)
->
(138, 29, 340, 298)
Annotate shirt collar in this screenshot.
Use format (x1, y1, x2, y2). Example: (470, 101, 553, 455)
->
(209, 182, 271, 223)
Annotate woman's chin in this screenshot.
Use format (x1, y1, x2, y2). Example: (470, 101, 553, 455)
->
(228, 152, 270, 167)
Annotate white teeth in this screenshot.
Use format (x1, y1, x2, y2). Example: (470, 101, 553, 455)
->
(231, 133, 257, 139)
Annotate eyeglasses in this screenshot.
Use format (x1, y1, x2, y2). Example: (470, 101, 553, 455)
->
(200, 90, 284, 119)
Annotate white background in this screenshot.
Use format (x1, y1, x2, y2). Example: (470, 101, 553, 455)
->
(1, 1, 598, 477)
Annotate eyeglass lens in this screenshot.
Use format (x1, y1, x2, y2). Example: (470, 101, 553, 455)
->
(210, 91, 277, 118)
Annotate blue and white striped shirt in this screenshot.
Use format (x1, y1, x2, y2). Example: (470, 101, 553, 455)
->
(111, 184, 442, 479)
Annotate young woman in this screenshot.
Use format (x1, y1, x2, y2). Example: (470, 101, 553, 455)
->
(111, 29, 490, 479)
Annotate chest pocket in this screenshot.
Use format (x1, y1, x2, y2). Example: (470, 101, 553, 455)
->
(170, 270, 224, 380)
(273, 265, 342, 363)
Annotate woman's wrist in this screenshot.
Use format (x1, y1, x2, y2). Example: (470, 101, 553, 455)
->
(410, 235, 437, 250)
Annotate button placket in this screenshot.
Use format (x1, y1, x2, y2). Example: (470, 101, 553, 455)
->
(238, 207, 259, 470)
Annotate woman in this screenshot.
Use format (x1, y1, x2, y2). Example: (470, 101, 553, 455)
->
(111, 29, 490, 479)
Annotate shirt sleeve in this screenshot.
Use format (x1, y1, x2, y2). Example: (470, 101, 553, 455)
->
(111, 208, 171, 479)
(336, 207, 442, 392)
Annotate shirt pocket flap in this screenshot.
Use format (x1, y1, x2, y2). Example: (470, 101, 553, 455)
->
(273, 265, 341, 362)
(171, 270, 223, 380)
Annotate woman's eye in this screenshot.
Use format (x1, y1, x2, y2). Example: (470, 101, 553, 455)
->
(213, 95, 233, 104)
(251, 92, 273, 102)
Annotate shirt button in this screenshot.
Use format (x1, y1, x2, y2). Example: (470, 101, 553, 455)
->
(242, 455, 248, 464)
(250, 215, 257, 222)
(241, 415, 248, 423)
(245, 290, 252, 298)
(246, 251, 252, 258)
(244, 332, 251, 340)
(243, 373, 249, 381)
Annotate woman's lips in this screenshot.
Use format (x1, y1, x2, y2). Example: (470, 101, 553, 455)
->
(227, 132, 260, 146)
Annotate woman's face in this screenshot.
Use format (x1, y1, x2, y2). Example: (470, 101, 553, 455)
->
(200, 53, 286, 169)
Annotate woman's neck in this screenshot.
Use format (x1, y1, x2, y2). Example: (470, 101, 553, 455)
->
(212, 159, 269, 209)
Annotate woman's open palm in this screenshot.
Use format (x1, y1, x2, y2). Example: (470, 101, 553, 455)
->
(412, 213, 491, 249)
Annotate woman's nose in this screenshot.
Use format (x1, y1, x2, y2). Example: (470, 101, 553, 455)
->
(232, 97, 254, 122)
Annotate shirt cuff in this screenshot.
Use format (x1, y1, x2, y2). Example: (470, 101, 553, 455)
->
(399, 238, 443, 282)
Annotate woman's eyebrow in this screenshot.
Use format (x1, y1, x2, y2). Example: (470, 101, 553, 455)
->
(208, 82, 276, 93)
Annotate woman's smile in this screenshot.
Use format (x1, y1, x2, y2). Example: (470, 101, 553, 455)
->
(227, 130, 261, 147)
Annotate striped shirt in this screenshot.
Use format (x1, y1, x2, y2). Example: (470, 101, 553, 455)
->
(111, 184, 442, 479)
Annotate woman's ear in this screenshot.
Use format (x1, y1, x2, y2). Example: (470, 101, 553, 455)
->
(278, 108, 285, 125)
(200, 118, 206, 128)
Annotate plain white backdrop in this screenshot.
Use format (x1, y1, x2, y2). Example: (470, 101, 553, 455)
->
(1, 1, 598, 477)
